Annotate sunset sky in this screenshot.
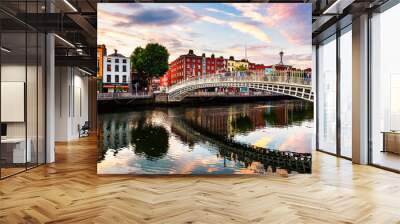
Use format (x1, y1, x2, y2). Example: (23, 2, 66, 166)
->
(98, 3, 312, 69)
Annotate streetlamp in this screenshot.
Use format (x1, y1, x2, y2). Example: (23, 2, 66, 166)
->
(134, 82, 138, 95)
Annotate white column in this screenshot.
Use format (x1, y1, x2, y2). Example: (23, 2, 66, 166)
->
(352, 14, 369, 164)
(312, 45, 317, 150)
(46, 32, 55, 163)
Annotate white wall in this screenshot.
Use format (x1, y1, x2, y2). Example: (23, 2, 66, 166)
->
(1, 63, 46, 164)
(55, 66, 89, 141)
(1, 64, 26, 138)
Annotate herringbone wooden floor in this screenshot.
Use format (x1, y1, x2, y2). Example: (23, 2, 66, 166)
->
(1, 135, 400, 224)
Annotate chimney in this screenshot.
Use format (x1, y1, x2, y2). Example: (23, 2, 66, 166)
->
(211, 54, 215, 58)
(188, 49, 194, 54)
(202, 53, 206, 57)
(229, 56, 234, 60)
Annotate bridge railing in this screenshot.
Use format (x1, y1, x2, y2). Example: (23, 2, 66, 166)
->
(167, 72, 312, 93)
(97, 92, 153, 100)
(187, 91, 279, 97)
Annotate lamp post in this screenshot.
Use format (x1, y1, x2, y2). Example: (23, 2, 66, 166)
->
(134, 82, 138, 95)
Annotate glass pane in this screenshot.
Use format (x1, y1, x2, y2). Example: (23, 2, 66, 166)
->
(340, 29, 352, 158)
(27, 31, 38, 169)
(1, 31, 27, 177)
(317, 37, 337, 154)
(371, 4, 400, 171)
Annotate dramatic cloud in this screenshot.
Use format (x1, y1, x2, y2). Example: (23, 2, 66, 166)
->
(128, 8, 181, 26)
(228, 22, 271, 43)
(264, 4, 296, 26)
(205, 8, 237, 17)
(201, 16, 226, 25)
(98, 3, 312, 69)
(228, 3, 311, 46)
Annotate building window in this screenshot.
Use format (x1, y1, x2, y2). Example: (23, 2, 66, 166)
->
(107, 64, 111, 72)
(107, 75, 111, 83)
(123, 59, 126, 63)
(123, 65, 126, 72)
(115, 58, 119, 63)
(115, 75, 119, 83)
(115, 65, 119, 72)
(122, 75, 127, 83)
(107, 58, 111, 63)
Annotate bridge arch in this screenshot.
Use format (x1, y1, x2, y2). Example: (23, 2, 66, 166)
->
(166, 75, 313, 102)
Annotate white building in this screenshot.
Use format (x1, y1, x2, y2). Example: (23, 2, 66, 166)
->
(102, 49, 130, 92)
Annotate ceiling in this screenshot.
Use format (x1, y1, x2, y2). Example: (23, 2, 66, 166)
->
(0, 0, 97, 74)
(311, 0, 390, 44)
(0, 0, 395, 73)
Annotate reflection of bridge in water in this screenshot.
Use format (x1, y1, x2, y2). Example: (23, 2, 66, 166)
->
(170, 110, 312, 174)
(182, 102, 313, 138)
(166, 73, 313, 102)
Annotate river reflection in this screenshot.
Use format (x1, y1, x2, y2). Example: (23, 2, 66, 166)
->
(98, 100, 313, 175)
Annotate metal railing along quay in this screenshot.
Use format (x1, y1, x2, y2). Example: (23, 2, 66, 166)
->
(97, 92, 153, 100)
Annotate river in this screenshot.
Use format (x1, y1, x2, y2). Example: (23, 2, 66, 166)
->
(97, 99, 313, 175)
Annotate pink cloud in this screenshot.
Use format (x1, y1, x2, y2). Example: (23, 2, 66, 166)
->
(228, 22, 271, 43)
(281, 30, 310, 45)
(264, 4, 295, 26)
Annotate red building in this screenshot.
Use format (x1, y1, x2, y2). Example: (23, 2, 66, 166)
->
(248, 62, 256, 71)
(161, 50, 227, 87)
(254, 64, 266, 76)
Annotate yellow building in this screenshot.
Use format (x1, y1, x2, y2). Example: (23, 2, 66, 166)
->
(234, 59, 249, 71)
(97, 45, 106, 80)
(227, 56, 249, 72)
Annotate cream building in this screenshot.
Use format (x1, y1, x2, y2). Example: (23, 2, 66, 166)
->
(227, 56, 249, 72)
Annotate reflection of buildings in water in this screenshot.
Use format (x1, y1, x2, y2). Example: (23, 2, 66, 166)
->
(100, 112, 166, 159)
(183, 101, 312, 138)
(264, 101, 313, 127)
(170, 125, 197, 148)
(101, 118, 131, 154)
(184, 105, 268, 137)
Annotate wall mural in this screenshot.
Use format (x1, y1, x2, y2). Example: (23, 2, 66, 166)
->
(97, 3, 313, 175)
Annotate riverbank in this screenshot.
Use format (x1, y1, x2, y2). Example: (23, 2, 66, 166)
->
(97, 95, 296, 113)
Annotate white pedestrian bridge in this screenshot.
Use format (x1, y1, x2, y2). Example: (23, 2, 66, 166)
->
(165, 74, 314, 102)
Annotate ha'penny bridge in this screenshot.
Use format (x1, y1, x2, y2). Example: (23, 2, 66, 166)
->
(165, 73, 313, 102)
(97, 73, 314, 103)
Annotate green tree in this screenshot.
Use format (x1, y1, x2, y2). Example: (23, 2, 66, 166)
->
(97, 78, 103, 92)
(130, 43, 169, 89)
(235, 64, 247, 71)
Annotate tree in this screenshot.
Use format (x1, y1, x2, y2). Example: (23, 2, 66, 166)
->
(130, 43, 169, 89)
(130, 46, 144, 74)
(235, 64, 247, 72)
